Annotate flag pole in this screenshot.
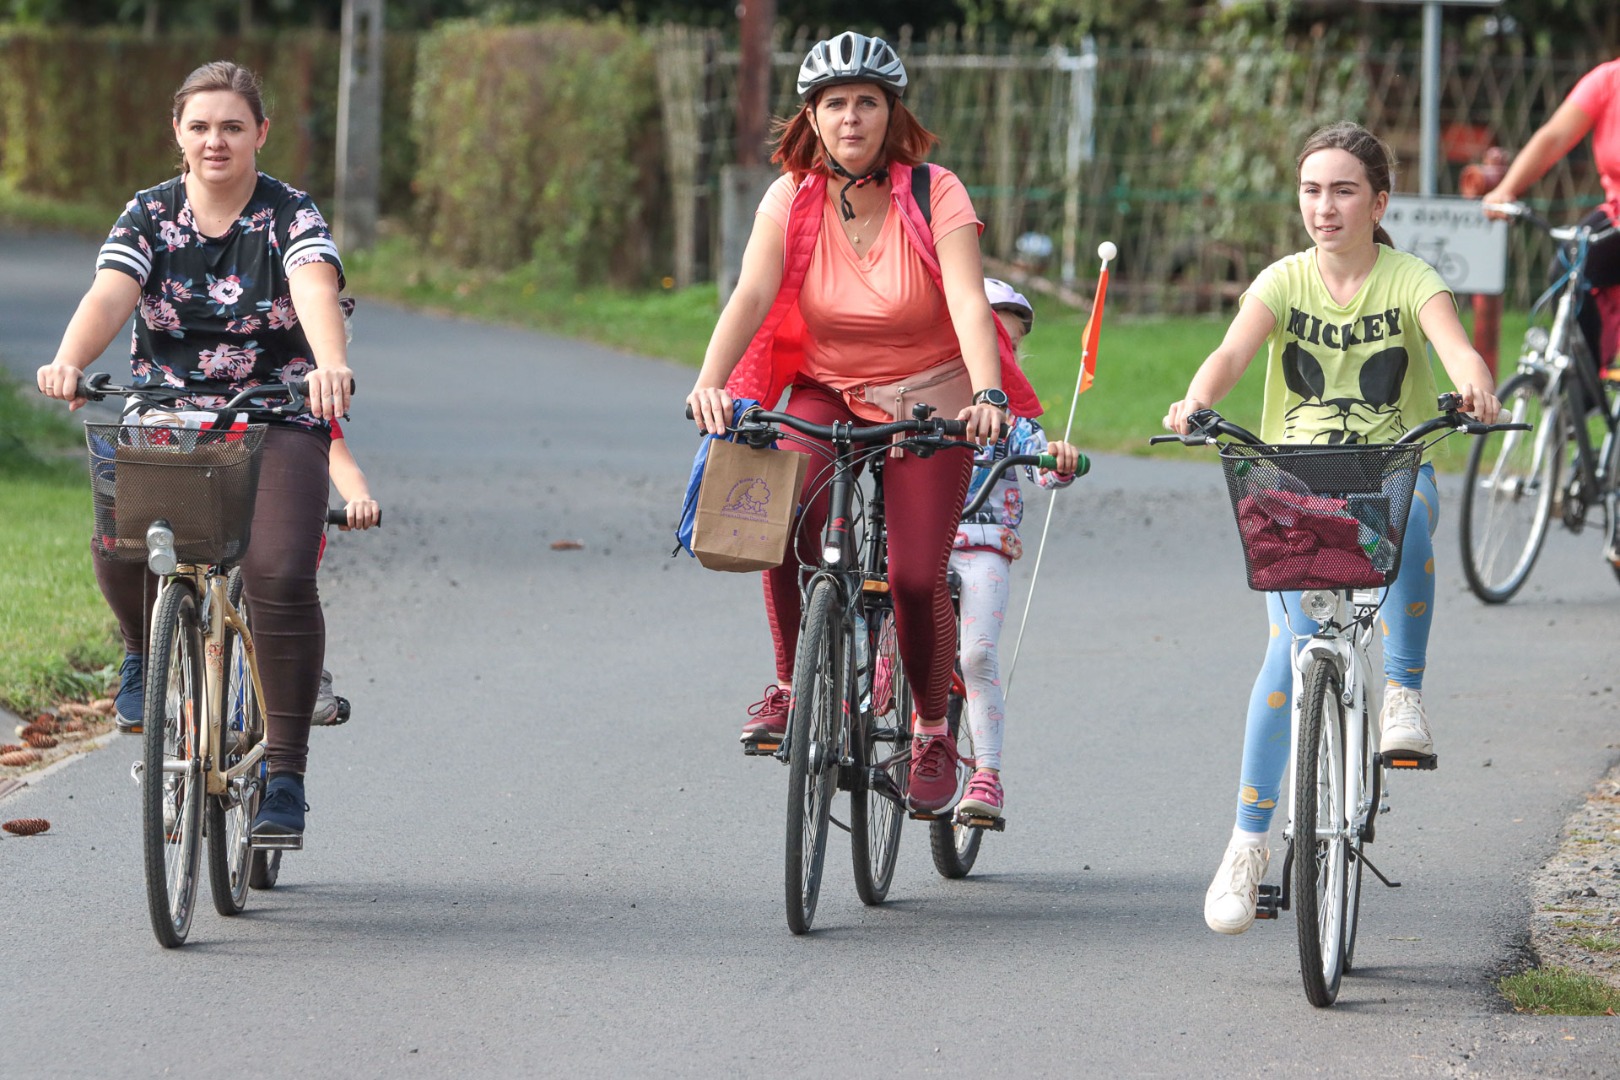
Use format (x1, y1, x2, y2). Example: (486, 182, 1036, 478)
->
(1002, 240, 1115, 699)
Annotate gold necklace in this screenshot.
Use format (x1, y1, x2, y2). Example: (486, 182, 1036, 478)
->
(849, 204, 883, 246)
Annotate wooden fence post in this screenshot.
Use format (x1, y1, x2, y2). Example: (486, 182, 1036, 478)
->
(336, 0, 383, 253)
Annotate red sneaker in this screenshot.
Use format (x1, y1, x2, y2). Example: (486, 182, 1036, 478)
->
(739, 685, 790, 744)
(907, 733, 961, 813)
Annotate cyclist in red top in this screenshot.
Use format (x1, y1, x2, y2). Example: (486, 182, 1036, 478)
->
(685, 32, 1036, 813)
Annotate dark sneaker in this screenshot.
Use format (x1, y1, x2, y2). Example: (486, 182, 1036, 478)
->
(907, 733, 961, 813)
(739, 685, 790, 744)
(114, 653, 144, 734)
(251, 774, 307, 850)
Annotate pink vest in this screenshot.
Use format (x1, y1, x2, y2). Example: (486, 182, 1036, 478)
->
(725, 164, 1041, 417)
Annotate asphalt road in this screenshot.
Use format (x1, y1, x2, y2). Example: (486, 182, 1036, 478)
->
(2, 228, 1618, 1077)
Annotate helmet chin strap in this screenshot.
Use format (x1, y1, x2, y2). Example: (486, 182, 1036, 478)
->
(817, 132, 888, 221)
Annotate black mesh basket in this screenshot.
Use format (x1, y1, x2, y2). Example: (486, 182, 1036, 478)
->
(1217, 442, 1423, 592)
(86, 424, 267, 565)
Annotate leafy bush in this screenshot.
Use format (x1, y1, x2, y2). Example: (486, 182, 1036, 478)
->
(411, 19, 666, 285)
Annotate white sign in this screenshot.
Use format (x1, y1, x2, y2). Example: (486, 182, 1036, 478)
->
(1382, 195, 1509, 295)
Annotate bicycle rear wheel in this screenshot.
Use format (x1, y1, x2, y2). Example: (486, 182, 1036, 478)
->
(207, 570, 262, 916)
(142, 581, 206, 948)
(1459, 371, 1559, 603)
(930, 678, 982, 879)
(1342, 694, 1372, 974)
(1294, 657, 1350, 1006)
(784, 580, 843, 934)
(851, 603, 909, 906)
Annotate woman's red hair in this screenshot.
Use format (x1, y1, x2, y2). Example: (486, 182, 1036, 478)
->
(770, 93, 939, 183)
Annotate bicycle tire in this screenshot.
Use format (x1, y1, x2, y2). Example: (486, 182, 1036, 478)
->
(142, 581, 206, 948)
(784, 580, 842, 934)
(1294, 657, 1351, 1006)
(207, 570, 261, 916)
(1342, 694, 1372, 974)
(850, 603, 909, 906)
(249, 850, 281, 890)
(1459, 370, 1560, 603)
(929, 681, 983, 879)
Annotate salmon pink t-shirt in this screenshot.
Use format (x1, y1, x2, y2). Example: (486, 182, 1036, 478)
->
(757, 169, 982, 417)
(1569, 58, 1620, 211)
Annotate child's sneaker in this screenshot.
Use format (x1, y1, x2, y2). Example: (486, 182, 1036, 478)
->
(1379, 687, 1434, 757)
(1204, 840, 1269, 935)
(739, 685, 790, 744)
(907, 732, 961, 813)
(114, 653, 144, 734)
(958, 769, 1003, 819)
(311, 669, 346, 726)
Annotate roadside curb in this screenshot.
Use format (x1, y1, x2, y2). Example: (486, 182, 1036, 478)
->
(0, 702, 118, 804)
(1526, 755, 1620, 989)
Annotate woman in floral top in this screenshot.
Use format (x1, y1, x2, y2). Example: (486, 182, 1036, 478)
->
(36, 60, 353, 848)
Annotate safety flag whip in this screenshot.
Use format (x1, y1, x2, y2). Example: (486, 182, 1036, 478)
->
(1003, 240, 1115, 699)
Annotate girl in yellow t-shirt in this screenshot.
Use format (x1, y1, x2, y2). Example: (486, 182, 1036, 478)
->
(1164, 122, 1501, 936)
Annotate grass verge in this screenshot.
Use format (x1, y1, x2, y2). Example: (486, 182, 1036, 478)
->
(0, 370, 119, 715)
(1500, 966, 1620, 1015)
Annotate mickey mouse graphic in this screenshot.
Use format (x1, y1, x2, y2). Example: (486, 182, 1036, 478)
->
(1280, 340, 1410, 444)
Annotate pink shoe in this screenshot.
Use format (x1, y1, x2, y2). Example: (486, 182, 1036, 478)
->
(740, 685, 790, 744)
(958, 770, 1003, 819)
(907, 732, 961, 813)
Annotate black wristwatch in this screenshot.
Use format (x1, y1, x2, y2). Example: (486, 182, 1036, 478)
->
(972, 388, 1010, 410)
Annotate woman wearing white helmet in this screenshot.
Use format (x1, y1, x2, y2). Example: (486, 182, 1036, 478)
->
(686, 31, 1042, 815)
(949, 279, 1080, 822)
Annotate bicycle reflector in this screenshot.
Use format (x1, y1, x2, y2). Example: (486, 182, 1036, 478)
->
(145, 520, 178, 577)
(1524, 326, 1549, 353)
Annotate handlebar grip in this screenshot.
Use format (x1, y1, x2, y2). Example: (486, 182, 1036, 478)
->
(939, 419, 969, 437)
(1074, 453, 1090, 477)
(326, 507, 383, 527)
(1148, 434, 1182, 445)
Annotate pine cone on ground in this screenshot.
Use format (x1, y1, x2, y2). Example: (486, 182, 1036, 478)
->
(21, 731, 58, 750)
(2, 818, 50, 836)
(0, 749, 43, 767)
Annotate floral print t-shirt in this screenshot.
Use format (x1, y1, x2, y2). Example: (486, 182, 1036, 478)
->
(97, 171, 345, 430)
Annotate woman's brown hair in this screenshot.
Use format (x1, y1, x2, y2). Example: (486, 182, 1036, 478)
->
(173, 61, 268, 126)
(770, 91, 939, 183)
(1297, 121, 1397, 247)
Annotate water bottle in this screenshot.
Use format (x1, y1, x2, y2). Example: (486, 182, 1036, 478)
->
(853, 609, 871, 680)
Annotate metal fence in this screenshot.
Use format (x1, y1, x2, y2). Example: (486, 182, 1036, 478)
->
(657, 27, 1610, 314)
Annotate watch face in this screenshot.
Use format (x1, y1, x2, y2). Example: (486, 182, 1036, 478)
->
(978, 388, 1009, 408)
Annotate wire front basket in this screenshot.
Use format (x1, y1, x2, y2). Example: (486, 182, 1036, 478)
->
(1218, 442, 1423, 592)
(86, 424, 267, 565)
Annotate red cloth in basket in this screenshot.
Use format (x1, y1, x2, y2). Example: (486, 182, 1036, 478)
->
(1236, 487, 1382, 590)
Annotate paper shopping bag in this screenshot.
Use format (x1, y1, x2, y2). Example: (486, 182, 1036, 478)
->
(691, 439, 808, 572)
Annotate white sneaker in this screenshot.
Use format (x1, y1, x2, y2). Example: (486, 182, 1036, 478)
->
(1379, 686, 1433, 756)
(1204, 841, 1269, 935)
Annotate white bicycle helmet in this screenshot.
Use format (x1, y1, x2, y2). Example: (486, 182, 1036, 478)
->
(796, 32, 908, 100)
(984, 278, 1034, 334)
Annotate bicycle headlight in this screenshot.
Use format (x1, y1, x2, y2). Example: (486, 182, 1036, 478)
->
(1301, 590, 1337, 623)
(145, 521, 177, 577)
(1524, 326, 1549, 354)
(822, 543, 842, 566)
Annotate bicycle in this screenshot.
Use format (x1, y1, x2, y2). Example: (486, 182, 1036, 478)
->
(1153, 394, 1527, 1006)
(1459, 201, 1620, 603)
(72, 371, 339, 947)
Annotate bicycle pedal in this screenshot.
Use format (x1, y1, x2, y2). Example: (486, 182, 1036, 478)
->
(908, 809, 948, 822)
(249, 832, 303, 852)
(741, 739, 781, 757)
(1254, 884, 1284, 920)
(954, 811, 1005, 832)
(1379, 751, 1437, 771)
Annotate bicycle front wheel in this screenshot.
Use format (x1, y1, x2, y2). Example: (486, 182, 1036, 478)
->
(1294, 657, 1351, 1006)
(850, 604, 909, 906)
(930, 679, 982, 879)
(207, 570, 261, 916)
(784, 580, 843, 934)
(1459, 371, 1560, 603)
(1342, 693, 1372, 974)
(142, 581, 206, 948)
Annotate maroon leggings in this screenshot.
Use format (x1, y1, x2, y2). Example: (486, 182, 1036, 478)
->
(763, 381, 970, 720)
(96, 425, 329, 775)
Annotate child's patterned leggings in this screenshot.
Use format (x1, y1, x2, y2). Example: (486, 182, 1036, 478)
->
(1233, 464, 1438, 834)
(948, 548, 1011, 772)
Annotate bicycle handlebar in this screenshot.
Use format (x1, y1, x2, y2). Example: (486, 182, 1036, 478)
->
(1151, 394, 1530, 450)
(66, 371, 354, 419)
(960, 452, 1089, 518)
(685, 403, 999, 444)
(326, 507, 383, 527)
(1486, 200, 1619, 247)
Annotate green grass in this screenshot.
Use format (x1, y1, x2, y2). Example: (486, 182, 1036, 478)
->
(1500, 966, 1620, 1015)
(0, 179, 120, 236)
(1570, 933, 1620, 954)
(0, 372, 120, 715)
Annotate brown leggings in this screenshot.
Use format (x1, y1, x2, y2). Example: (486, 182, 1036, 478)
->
(96, 425, 329, 775)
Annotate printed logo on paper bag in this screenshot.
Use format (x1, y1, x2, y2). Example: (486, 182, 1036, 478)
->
(720, 478, 771, 520)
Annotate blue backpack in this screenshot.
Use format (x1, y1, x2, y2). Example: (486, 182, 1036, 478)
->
(673, 398, 761, 557)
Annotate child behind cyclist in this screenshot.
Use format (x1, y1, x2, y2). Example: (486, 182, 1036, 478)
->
(1163, 123, 1500, 935)
(952, 279, 1080, 820)
(312, 419, 380, 725)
